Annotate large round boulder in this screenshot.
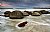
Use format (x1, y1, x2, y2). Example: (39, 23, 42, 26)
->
(9, 11, 24, 19)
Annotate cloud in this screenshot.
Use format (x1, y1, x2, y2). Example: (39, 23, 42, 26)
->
(1, 1, 33, 8)
(33, 3, 50, 8)
(2, 0, 50, 3)
(1, 0, 50, 8)
(1, 3, 11, 6)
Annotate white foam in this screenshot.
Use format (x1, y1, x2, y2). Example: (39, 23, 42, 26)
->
(44, 14, 50, 15)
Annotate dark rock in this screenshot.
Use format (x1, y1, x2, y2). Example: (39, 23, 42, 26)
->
(0, 23, 1, 24)
(4, 11, 10, 14)
(18, 21, 28, 27)
(4, 11, 11, 17)
(40, 10, 48, 14)
(48, 12, 50, 14)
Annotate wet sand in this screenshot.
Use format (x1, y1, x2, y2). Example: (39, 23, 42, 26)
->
(0, 14, 50, 32)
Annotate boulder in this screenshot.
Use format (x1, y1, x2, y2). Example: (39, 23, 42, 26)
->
(4, 11, 10, 17)
(22, 11, 29, 16)
(31, 11, 42, 16)
(18, 21, 28, 27)
(24, 11, 32, 15)
(40, 10, 48, 14)
(9, 11, 24, 19)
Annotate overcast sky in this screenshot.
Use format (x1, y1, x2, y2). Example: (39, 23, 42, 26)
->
(0, 0, 50, 8)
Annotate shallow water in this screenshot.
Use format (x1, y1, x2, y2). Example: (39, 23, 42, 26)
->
(0, 12, 50, 32)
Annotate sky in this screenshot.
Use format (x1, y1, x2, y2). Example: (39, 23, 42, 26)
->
(0, 0, 50, 8)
